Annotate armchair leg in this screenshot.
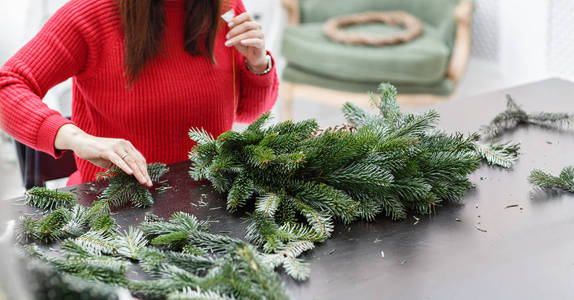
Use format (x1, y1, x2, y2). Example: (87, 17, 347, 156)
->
(280, 81, 295, 121)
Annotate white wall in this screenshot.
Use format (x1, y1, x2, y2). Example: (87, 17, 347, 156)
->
(547, 0, 574, 82)
(498, 0, 549, 84)
(243, 0, 286, 57)
(0, 1, 29, 58)
(471, 0, 574, 85)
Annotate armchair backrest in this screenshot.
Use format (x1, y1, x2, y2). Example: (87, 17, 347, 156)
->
(300, 0, 459, 27)
(299, 0, 461, 48)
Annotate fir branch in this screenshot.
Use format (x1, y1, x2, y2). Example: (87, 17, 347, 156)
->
(254, 193, 281, 217)
(35, 208, 72, 243)
(98, 163, 169, 209)
(262, 241, 314, 281)
(341, 102, 380, 127)
(188, 83, 483, 281)
(226, 172, 255, 212)
(116, 227, 148, 260)
(60, 205, 90, 237)
(49, 255, 130, 285)
(481, 94, 574, 139)
(25, 187, 76, 210)
(529, 166, 574, 193)
(19, 203, 289, 299)
(16, 216, 41, 244)
(294, 202, 334, 239)
(189, 127, 216, 145)
(72, 230, 118, 256)
(168, 288, 236, 300)
(473, 141, 520, 168)
(373, 83, 400, 121)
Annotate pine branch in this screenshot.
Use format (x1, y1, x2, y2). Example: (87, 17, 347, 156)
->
(226, 172, 255, 212)
(25, 257, 127, 300)
(294, 202, 334, 239)
(60, 205, 90, 237)
(18, 202, 289, 299)
(25, 187, 76, 210)
(116, 227, 148, 260)
(188, 83, 482, 281)
(254, 193, 281, 217)
(341, 102, 380, 127)
(98, 163, 169, 209)
(473, 141, 520, 168)
(71, 230, 118, 256)
(262, 241, 314, 281)
(35, 208, 72, 244)
(481, 94, 574, 139)
(373, 83, 400, 121)
(189, 127, 216, 145)
(168, 288, 236, 300)
(529, 166, 574, 193)
(49, 255, 130, 285)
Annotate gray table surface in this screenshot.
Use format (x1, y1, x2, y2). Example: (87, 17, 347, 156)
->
(7, 78, 574, 300)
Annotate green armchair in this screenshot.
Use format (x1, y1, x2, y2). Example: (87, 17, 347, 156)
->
(280, 0, 473, 120)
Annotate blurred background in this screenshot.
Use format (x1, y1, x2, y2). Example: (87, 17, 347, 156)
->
(1, 0, 573, 200)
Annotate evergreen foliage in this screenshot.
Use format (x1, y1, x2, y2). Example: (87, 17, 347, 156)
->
(481, 94, 574, 139)
(97, 163, 169, 209)
(529, 166, 574, 193)
(19, 208, 287, 300)
(17, 201, 112, 245)
(25, 187, 76, 210)
(473, 140, 520, 168)
(23, 255, 127, 300)
(189, 83, 483, 279)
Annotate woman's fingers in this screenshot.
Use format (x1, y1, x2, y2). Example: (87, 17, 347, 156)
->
(121, 153, 149, 186)
(228, 12, 252, 28)
(240, 38, 265, 48)
(106, 152, 134, 176)
(225, 30, 264, 47)
(226, 21, 261, 40)
(126, 146, 152, 187)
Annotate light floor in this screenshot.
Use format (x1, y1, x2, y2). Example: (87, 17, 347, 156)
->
(0, 58, 522, 200)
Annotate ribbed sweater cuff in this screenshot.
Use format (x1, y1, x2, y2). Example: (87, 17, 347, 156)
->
(242, 51, 276, 88)
(37, 113, 74, 158)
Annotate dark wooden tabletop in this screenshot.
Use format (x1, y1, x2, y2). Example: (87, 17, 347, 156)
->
(7, 78, 574, 300)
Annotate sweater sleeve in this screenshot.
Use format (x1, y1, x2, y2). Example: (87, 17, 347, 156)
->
(0, 0, 92, 158)
(233, 0, 279, 124)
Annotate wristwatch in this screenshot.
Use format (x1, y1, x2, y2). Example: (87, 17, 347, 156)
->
(246, 54, 273, 75)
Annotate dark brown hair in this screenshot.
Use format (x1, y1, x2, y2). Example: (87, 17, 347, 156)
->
(118, 0, 222, 83)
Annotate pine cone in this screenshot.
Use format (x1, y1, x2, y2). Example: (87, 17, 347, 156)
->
(312, 123, 357, 137)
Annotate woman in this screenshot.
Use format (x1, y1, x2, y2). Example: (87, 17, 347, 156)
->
(0, 0, 278, 187)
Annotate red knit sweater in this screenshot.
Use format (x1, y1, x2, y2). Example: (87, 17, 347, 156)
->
(0, 0, 278, 185)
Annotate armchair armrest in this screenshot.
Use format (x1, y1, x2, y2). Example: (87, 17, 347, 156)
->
(447, 0, 474, 82)
(282, 0, 301, 26)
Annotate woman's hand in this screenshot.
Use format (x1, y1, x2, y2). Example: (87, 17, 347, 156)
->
(225, 12, 269, 73)
(55, 124, 152, 187)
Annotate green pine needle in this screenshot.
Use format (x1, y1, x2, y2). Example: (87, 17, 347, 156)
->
(188, 83, 484, 280)
(116, 227, 148, 260)
(529, 166, 574, 193)
(25, 187, 76, 210)
(481, 94, 574, 139)
(188, 127, 215, 145)
(168, 288, 235, 300)
(97, 163, 169, 209)
(473, 141, 520, 168)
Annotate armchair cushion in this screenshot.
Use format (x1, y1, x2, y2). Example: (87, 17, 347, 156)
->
(282, 64, 455, 95)
(281, 21, 451, 85)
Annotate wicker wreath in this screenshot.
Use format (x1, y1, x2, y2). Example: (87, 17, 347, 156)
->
(323, 11, 423, 46)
